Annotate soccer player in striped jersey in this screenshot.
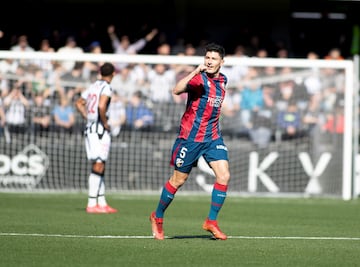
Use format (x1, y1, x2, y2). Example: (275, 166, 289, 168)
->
(75, 62, 118, 214)
(150, 43, 230, 240)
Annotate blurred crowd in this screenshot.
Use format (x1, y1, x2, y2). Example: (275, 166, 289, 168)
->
(0, 25, 347, 147)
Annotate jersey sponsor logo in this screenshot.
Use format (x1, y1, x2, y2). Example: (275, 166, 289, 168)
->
(207, 96, 223, 108)
(216, 144, 228, 151)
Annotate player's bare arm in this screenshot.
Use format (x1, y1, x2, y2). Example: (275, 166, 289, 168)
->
(75, 98, 87, 119)
(98, 95, 110, 131)
(172, 64, 206, 95)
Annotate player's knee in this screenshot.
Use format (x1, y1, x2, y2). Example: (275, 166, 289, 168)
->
(170, 172, 188, 188)
(92, 169, 105, 177)
(92, 163, 105, 176)
(217, 171, 230, 184)
(92, 164, 105, 176)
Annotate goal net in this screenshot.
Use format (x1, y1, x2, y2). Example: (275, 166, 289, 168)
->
(0, 51, 356, 200)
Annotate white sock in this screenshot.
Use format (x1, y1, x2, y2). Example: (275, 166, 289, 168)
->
(87, 173, 101, 207)
(97, 176, 107, 207)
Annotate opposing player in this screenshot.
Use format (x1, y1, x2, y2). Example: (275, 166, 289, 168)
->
(75, 62, 117, 214)
(149, 43, 230, 240)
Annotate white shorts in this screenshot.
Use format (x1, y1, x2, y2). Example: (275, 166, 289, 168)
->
(85, 122, 111, 162)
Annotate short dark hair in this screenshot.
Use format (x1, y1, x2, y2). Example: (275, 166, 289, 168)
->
(133, 90, 143, 99)
(100, 62, 115, 77)
(205, 43, 225, 59)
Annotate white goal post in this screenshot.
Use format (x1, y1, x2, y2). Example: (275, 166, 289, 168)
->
(0, 50, 356, 200)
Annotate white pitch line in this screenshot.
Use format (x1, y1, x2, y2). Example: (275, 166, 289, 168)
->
(1, 232, 360, 241)
(227, 236, 360, 241)
(0, 233, 153, 239)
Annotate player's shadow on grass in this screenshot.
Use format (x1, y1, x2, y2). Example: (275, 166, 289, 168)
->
(169, 235, 216, 240)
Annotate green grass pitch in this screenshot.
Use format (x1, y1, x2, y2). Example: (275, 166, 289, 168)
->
(1, 192, 360, 267)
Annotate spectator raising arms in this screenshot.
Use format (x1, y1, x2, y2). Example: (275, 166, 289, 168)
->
(107, 24, 158, 69)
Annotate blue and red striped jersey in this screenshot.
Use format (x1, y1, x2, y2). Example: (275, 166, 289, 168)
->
(177, 72, 227, 142)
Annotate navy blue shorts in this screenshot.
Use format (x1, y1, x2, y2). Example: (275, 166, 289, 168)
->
(170, 137, 229, 173)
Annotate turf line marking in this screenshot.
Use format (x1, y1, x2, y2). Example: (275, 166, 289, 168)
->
(1, 233, 360, 240)
(228, 236, 360, 241)
(0, 233, 153, 239)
